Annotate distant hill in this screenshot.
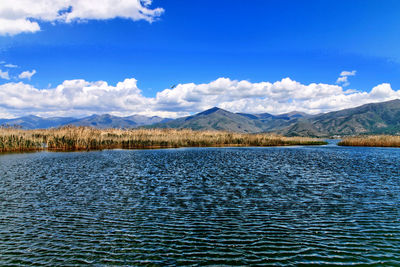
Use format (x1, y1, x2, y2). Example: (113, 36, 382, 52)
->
(0, 115, 76, 129)
(0, 114, 171, 129)
(274, 111, 311, 120)
(242, 110, 309, 132)
(70, 114, 171, 128)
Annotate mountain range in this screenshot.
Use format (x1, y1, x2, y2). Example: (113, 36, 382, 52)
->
(0, 114, 171, 129)
(2, 99, 400, 136)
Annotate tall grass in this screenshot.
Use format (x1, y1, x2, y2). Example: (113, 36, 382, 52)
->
(338, 135, 400, 147)
(0, 126, 326, 152)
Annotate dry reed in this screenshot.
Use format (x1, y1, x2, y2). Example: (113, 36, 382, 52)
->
(0, 126, 326, 152)
(338, 135, 400, 147)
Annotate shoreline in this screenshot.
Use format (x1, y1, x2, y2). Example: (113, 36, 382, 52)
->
(0, 142, 328, 154)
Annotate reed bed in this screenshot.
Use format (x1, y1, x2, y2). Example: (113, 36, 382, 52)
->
(338, 135, 400, 147)
(0, 126, 326, 152)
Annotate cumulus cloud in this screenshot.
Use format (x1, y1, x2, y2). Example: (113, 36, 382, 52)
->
(0, 76, 399, 118)
(154, 77, 400, 115)
(0, 70, 10, 80)
(0, 18, 40, 35)
(18, 70, 36, 80)
(0, 0, 164, 35)
(336, 70, 356, 87)
(0, 77, 165, 118)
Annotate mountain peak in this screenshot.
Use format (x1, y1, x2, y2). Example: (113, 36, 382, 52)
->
(89, 114, 113, 118)
(196, 107, 225, 116)
(22, 115, 40, 119)
(99, 114, 114, 118)
(283, 111, 307, 116)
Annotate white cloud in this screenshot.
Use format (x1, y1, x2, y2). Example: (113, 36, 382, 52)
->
(4, 64, 18, 68)
(340, 70, 356, 76)
(0, 78, 159, 118)
(0, 0, 164, 36)
(336, 76, 349, 86)
(0, 76, 399, 119)
(154, 77, 400, 115)
(336, 70, 357, 87)
(18, 70, 36, 80)
(0, 70, 10, 80)
(0, 18, 40, 35)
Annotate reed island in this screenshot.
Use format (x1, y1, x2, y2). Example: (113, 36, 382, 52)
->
(338, 135, 400, 147)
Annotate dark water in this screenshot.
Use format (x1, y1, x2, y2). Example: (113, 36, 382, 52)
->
(1, 145, 400, 266)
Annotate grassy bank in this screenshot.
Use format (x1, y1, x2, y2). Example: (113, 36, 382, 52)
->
(338, 135, 400, 147)
(0, 126, 327, 153)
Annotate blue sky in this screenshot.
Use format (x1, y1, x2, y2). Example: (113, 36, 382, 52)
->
(0, 0, 400, 118)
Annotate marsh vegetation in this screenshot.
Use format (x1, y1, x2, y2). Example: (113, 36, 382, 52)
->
(0, 126, 326, 152)
(338, 135, 400, 147)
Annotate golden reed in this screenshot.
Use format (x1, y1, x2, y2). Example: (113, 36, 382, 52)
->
(0, 126, 326, 152)
(338, 135, 400, 147)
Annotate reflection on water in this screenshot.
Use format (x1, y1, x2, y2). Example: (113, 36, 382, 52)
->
(1, 146, 399, 265)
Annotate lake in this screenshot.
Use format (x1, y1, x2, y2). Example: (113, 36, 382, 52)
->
(1, 145, 399, 265)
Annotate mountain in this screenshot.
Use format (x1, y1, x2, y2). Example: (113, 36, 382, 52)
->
(0, 114, 171, 129)
(246, 111, 309, 131)
(70, 114, 171, 128)
(280, 99, 400, 136)
(125, 115, 172, 125)
(70, 114, 137, 128)
(237, 111, 308, 121)
(274, 111, 310, 120)
(0, 115, 76, 129)
(149, 107, 303, 133)
(150, 107, 270, 133)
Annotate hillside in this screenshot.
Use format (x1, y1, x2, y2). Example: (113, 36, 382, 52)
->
(151, 107, 269, 133)
(281, 99, 400, 136)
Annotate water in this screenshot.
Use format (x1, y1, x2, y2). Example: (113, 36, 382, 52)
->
(1, 145, 399, 265)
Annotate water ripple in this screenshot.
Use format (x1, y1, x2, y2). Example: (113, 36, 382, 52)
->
(1, 146, 400, 265)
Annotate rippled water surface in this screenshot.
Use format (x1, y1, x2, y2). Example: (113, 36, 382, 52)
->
(1, 146, 400, 265)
